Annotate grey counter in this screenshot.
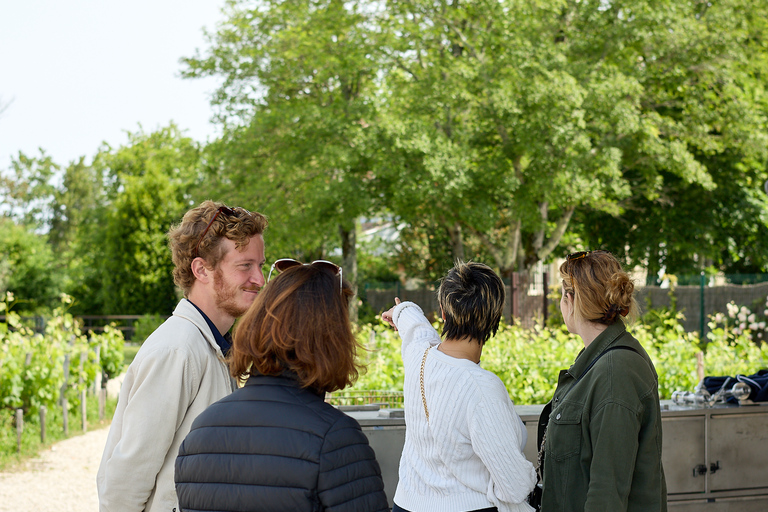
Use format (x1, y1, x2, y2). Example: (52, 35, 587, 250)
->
(346, 401, 768, 510)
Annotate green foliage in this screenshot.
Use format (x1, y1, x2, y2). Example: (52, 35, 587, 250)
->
(350, 302, 767, 405)
(2, 1, 768, 312)
(180, 0, 768, 283)
(632, 320, 702, 399)
(573, 0, 768, 277)
(703, 331, 768, 378)
(184, 0, 386, 298)
(0, 150, 59, 228)
(132, 313, 166, 345)
(94, 325, 125, 382)
(89, 126, 200, 315)
(546, 282, 564, 329)
(482, 323, 583, 405)
(354, 323, 406, 391)
(0, 219, 62, 312)
(0, 294, 125, 417)
(123, 344, 140, 367)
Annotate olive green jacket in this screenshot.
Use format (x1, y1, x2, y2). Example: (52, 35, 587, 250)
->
(540, 321, 667, 512)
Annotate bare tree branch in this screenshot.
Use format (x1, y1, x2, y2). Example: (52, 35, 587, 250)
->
(536, 206, 575, 261)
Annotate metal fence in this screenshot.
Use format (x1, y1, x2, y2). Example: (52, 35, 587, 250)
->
(0, 315, 144, 340)
(363, 273, 768, 335)
(78, 315, 144, 341)
(637, 274, 768, 336)
(325, 390, 405, 409)
(4, 274, 768, 338)
(363, 272, 550, 327)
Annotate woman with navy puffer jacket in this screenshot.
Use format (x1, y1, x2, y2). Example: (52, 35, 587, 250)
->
(175, 259, 389, 512)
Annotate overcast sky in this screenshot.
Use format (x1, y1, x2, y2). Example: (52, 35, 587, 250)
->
(0, 0, 225, 168)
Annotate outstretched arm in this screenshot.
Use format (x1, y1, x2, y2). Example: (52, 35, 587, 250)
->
(380, 297, 401, 330)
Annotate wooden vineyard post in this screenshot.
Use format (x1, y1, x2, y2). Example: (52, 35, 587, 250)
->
(79, 351, 87, 432)
(99, 388, 106, 420)
(61, 353, 70, 436)
(16, 409, 23, 452)
(93, 344, 101, 394)
(40, 406, 47, 444)
(81, 390, 87, 432)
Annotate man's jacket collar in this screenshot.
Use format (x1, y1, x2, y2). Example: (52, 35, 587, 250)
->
(173, 298, 225, 361)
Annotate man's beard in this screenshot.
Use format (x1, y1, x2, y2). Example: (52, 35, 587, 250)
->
(213, 268, 256, 319)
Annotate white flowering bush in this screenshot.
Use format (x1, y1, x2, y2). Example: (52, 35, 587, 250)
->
(711, 297, 768, 343)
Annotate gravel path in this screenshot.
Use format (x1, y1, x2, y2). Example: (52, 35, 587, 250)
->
(0, 426, 109, 512)
(0, 376, 123, 511)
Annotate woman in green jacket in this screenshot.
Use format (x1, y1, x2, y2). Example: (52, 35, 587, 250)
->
(537, 250, 667, 512)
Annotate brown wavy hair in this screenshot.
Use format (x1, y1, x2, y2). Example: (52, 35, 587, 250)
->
(438, 260, 505, 345)
(230, 263, 360, 393)
(559, 250, 639, 325)
(167, 200, 268, 296)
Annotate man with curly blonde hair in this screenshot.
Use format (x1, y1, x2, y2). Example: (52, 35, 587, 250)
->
(98, 200, 268, 512)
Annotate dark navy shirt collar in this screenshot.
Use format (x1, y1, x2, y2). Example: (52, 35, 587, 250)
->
(187, 299, 232, 357)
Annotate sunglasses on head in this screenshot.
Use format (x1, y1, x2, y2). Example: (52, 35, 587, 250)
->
(267, 258, 343, 290)
(565, 250, 611, 292)
(566, 249, 611, 262)
(192, 206, 237, 259)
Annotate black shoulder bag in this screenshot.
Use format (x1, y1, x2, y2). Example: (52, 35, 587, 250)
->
(527, 345, 641, 511)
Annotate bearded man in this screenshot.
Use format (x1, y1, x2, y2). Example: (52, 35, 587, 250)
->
(97, 200, 268, 512)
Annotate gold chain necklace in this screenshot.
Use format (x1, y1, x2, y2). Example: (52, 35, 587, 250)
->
(420, 347, 430, 422)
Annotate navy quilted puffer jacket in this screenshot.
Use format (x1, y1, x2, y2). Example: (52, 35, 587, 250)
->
(175, 373, 389, 512)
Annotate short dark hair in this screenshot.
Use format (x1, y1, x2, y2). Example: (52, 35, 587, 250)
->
(230, 264, 359, 393)
(437, 260, 505, 345)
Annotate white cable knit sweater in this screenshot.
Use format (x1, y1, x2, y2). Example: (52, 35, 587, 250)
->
(391, 301, 536, 512)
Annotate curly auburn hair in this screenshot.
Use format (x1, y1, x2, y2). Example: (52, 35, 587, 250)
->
(167, 200, 268, 296)
(230, 263, 360, 393)
(559, 250, 639, 325)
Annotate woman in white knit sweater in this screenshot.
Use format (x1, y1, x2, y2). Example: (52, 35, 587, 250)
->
(382, 261, 536, 512)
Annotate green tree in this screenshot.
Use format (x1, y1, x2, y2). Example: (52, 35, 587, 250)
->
(182, 0, 768, 289)
(0, 219, 61, 312)
(0, 151, 59, 229)
(375, 0, 658, 280)
(375, 0, 768, 284)
(566, 0, 768, 280)
(76, 125, 202, 315)
(183, 0, 387, 319)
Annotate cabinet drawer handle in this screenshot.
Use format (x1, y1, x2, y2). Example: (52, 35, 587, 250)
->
(693, 464, 707, 477)
(710, 461, 721, 474)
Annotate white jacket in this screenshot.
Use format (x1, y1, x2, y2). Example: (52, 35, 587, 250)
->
(97, 299, 235, 512)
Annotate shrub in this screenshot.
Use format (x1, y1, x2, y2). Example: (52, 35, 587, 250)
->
(0, 294, 124, 417)
(132, 313, 167, 344)
(349, 303, 768, 405)
(92, 324, 125, 383)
